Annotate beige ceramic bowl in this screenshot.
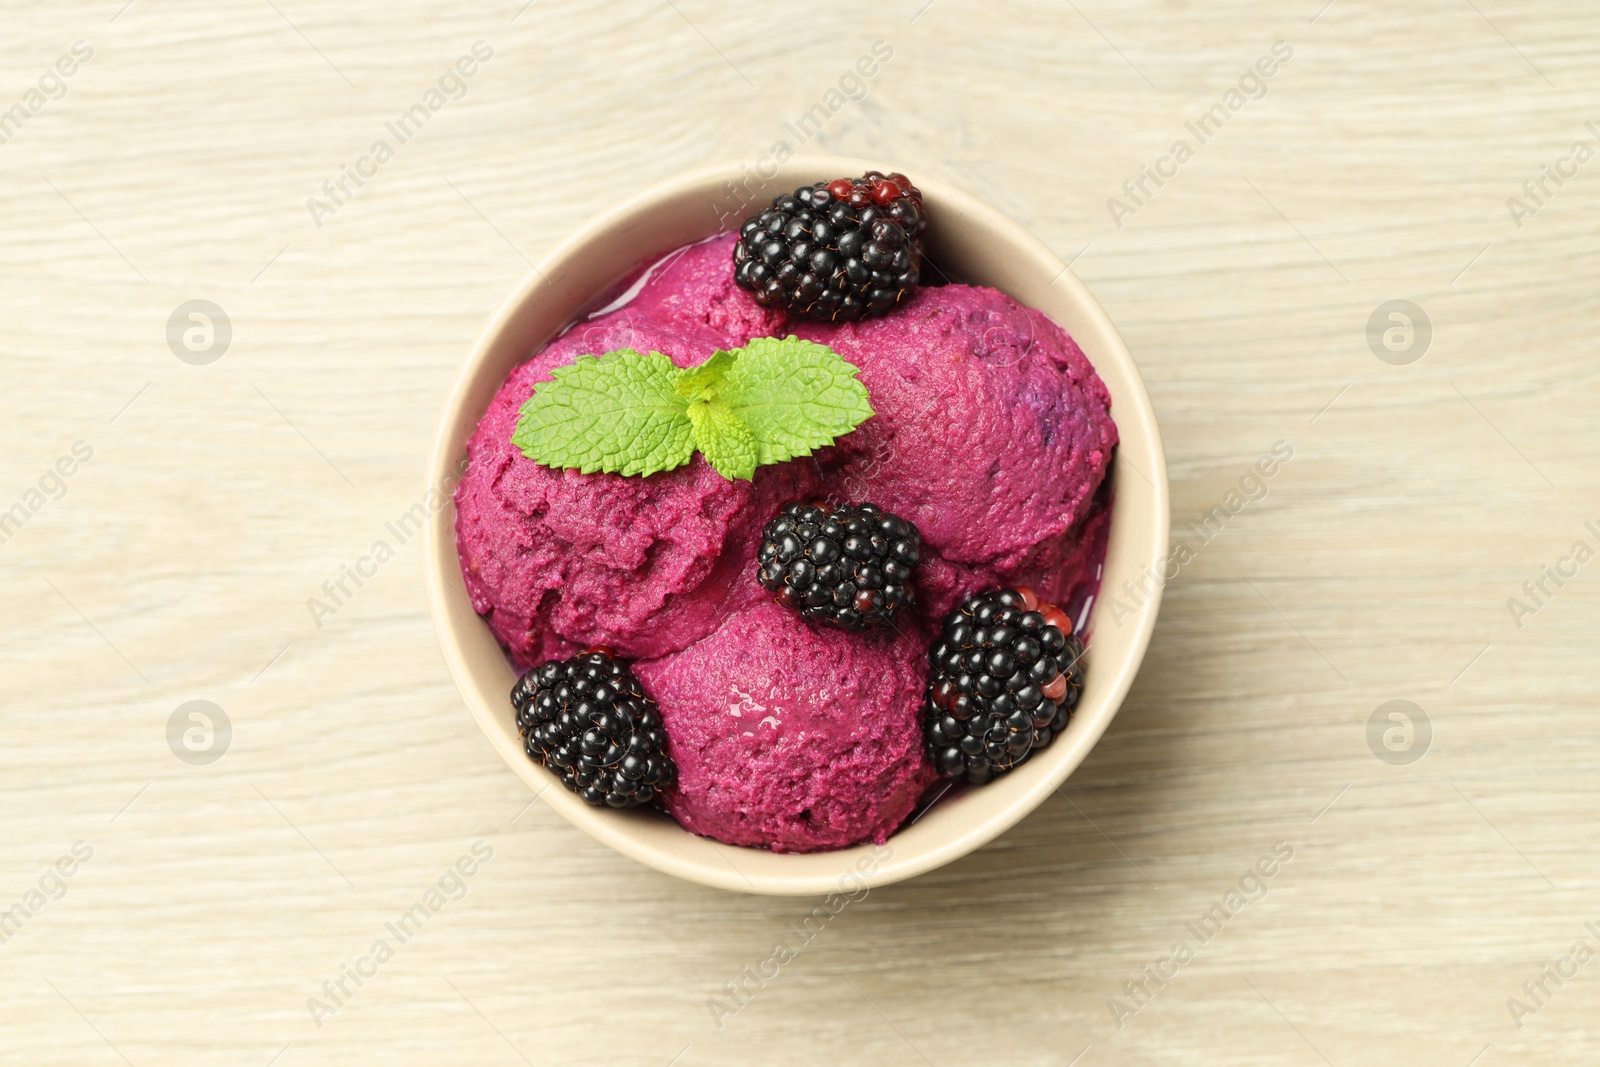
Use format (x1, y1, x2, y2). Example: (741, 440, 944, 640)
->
(425, 156, 1168, 896)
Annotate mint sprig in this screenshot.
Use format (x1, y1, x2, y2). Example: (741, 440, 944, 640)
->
(512, 336, 873, 482)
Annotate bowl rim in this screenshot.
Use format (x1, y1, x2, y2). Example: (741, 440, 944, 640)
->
(424, 156, 1169, 895)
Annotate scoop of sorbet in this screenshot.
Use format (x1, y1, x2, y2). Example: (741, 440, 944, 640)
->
(453, 237, 813, 667)
(635, 600, 938, 853)
(794, 283, 1116, 571)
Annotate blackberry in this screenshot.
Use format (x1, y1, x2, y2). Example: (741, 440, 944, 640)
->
(732, 171, 926, 322)
(756, 501, 921, 631)
(510, 650, 674, 809)
(923, 587, 1085, 784)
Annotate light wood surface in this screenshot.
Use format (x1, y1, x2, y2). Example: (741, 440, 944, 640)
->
(3, 1, 1597, 1063)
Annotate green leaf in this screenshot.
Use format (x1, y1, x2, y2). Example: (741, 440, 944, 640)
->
(718, 336, 874, 465)
(511, 349, 694, 477)
(686, 396, 759, 481)
(509, 337, 874, 483)
(673, 349, 736, 402)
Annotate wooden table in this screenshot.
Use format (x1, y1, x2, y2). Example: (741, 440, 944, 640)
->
(3, 1, 1596, 1063)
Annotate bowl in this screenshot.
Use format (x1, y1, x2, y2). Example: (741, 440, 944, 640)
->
(424, 156, 1168, 895)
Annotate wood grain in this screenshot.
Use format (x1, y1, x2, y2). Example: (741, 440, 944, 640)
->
(2, 0, 1597, 1063)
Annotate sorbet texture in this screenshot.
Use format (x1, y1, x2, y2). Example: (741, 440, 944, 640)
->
(794, 282, 1116, 618)
(636, 601, 937, 853)
(454, 239, 811, 665)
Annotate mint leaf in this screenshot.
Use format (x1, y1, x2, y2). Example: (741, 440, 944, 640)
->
(719, 336, 874, 465)
(509, 337, 873, 482)
(674, 349, 736, 402)
(511, 349, 693, 477)
(686, 397, 758, 481)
